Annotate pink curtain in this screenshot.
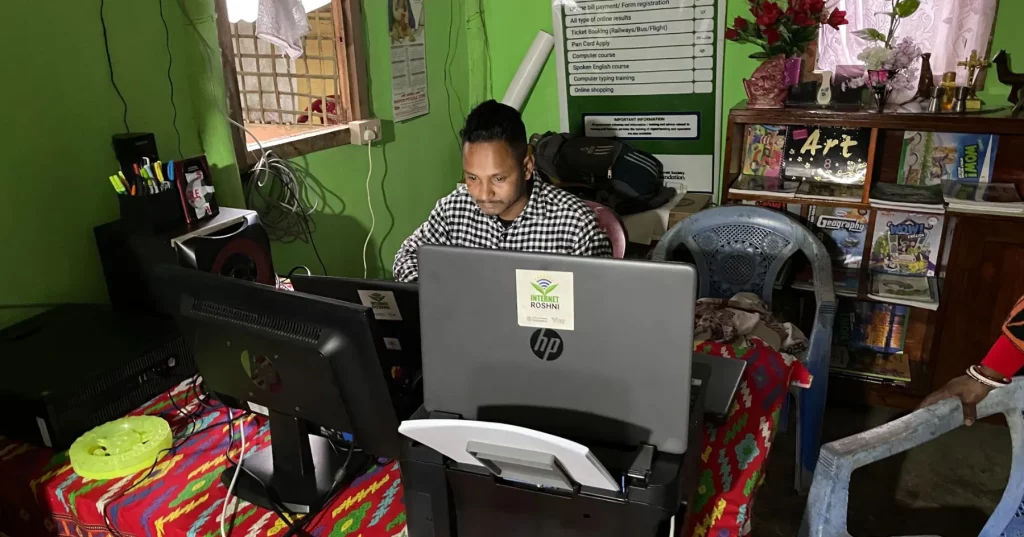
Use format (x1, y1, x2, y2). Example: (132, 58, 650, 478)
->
(817, 0, 997, 99)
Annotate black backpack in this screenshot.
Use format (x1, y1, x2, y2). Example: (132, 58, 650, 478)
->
(530, 132, 677, 215)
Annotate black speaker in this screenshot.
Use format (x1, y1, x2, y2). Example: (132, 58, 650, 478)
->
(95, 208, 275, 315)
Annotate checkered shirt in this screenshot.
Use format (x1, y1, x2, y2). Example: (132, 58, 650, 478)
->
(393, 180, 613, 282)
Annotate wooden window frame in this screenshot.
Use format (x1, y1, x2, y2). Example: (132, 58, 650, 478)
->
(214, 0, 370, 167)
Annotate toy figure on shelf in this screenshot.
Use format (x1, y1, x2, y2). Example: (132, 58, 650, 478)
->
(993, 50, 1024, 115)
(814, 69, 833, 105)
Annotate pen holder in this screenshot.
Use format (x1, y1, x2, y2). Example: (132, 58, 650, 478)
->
(118, 188, 185, 234)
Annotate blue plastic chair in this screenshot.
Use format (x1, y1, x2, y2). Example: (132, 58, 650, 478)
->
(801, 378, 1024, 537)
(652, 205, 836, 491)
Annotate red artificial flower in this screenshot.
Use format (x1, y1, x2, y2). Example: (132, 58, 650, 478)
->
(763, 27, 781, 45)
(826, 8, 848, 29)
(756, 2, 783, 27)
(806, 0, 826, 15)
(787, 8, 815, 27)
(734, 17, 749, 30)
(725, 27, 740, 40)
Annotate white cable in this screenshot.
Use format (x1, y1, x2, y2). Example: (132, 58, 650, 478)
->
(222, 411, 247, 537)
(361, 138, 375, 278)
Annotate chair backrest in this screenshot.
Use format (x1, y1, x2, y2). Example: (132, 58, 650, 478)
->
(651, 205, 834, 306)
(585, 200, 627, 259)
(801, 378, 1024, 537)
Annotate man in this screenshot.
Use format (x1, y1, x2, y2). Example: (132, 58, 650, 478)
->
(921, 294, 1024, 425)
(393, 100, 612, 282)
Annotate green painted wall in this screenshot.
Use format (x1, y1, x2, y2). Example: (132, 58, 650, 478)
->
(1, 0, 206, 328)
(184, 0, 470, 279)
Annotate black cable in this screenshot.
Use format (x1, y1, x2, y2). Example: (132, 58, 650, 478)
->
(158, 0, 184, 159)
(286, 264, 309, 278)
(100, 0, 131, 132)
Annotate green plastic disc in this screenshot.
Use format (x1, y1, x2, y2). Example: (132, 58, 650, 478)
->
(70, 415, 173, 480)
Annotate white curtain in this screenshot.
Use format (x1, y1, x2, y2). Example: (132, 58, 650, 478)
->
(817, 0, 998, 97)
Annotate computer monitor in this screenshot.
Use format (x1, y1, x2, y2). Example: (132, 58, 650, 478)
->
(418, 245, 698, 455)
(150, 265, 400, 513)
(290, 275, 422, 417)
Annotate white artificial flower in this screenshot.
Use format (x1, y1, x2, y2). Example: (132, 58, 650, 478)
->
(858, 46, 894, 70)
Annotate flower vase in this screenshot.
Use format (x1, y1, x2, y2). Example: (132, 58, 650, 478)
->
(867, 69, 897, 112)
(783, 57, 803, 86)
(744, 57, 788, 109)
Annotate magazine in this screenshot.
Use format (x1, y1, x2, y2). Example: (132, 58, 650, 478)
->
(942, 181, 1024, 215)
(869, 210, 944, 277)
(741, 125, 788, 177)
(869, 182, 945, 212)
(835, 301, 908, 354)
(730, 174, 800, 198)
(869, 273, 939, 310)
(784, 126, 871, 184)
(795, 181, 864, 202)
(897, 131, 1000, 185)
(807, 205, 870, 269)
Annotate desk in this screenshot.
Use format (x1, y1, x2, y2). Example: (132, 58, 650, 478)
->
(0, 380, 407, 537)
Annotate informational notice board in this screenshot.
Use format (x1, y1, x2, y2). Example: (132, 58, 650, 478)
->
(552, 0, 725, 196)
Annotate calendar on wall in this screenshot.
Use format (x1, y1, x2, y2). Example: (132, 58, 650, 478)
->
(552, 0, 725, 198)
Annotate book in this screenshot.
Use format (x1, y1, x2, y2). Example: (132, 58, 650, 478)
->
(807, 205, 871, 270)
(897, 131, 1000, 185)
(730, 174, 801, 198)
(942, 181, 1024, 215)
(738, 199, 803, 216)
(792, 266, 860, 296)
(741, 125, 788, 177)
(869, 182, 945, 212)
(795, 181, 864, 202)
(830, 348, 912, 385)
(869, 273, 939, 310)
(869, 210, 944, 277)
(784, 126, 871, 184)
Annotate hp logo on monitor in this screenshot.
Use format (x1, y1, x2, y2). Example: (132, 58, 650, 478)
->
(530, 329, 564, 361)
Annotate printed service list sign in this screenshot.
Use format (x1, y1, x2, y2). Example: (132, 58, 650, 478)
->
(553, 0, 725, 197)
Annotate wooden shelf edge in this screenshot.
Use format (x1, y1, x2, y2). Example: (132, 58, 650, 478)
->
(729, 102, 1024, 135)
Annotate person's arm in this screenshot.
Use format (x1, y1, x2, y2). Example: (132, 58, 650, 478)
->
(571, 214, 613, 258)
(393, 201, 451, 282)
(920, 295, 1024, 425)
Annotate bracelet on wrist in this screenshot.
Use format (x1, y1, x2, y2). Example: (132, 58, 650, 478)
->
(967, 365, 1010, 388)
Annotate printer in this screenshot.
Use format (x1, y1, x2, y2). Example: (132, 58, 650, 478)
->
(398, 246, 709, 537)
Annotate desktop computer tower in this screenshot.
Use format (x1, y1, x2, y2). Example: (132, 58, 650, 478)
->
(95, 208, 275, 315)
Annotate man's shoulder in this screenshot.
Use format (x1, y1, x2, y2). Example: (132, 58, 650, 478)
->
(535, 181, 597, 222)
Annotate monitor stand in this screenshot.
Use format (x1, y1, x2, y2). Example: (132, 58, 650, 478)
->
(222, 411, 367, 514)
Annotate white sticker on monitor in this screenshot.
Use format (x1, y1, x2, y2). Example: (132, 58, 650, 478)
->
(515, 269, 575, 331)
(383, 337, 403, 351)
(248, 402, 270, 416)
(357, 290, 403, 321)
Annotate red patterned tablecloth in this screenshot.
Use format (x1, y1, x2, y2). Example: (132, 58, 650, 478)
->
(0, 380, 407, 537)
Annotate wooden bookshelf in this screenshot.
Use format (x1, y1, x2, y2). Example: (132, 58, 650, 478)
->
(723, 102, 1024, 410)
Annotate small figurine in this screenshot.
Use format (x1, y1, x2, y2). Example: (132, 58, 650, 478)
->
(957, 49, 990, 100)
(993, 50, 1024, 115)
(915, 52, 935, 101)
(940, 72, 957, 111)
(814, 69, 833, 106)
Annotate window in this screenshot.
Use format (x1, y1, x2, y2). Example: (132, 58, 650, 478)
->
(215, 0, 369, 164)
(817, 0, 1000, 101)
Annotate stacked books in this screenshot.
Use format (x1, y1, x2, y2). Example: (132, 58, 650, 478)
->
(943, 181, 1024, 216)
(830, 300, 912, 385)
(869, 182, 945, 213)
(868, 273, 940, 310)
(729, 174, 800, 198)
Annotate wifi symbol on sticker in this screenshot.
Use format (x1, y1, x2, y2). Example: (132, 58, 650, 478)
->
(531, 279, 558, 296)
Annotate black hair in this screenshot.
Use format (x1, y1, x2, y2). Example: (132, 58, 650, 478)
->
(460, 100, 528, 161)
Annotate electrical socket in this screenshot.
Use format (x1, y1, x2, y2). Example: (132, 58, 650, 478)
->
(349, 119, 382, 145)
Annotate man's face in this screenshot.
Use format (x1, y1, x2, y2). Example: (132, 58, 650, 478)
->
(463, 141, 534, 219)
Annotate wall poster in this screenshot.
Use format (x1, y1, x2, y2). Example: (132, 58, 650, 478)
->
(389, 0, 430, 122)
(552, 0, 726, 197)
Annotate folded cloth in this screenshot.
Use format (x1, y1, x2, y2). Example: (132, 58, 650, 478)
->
(694, 292, 809, 357)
